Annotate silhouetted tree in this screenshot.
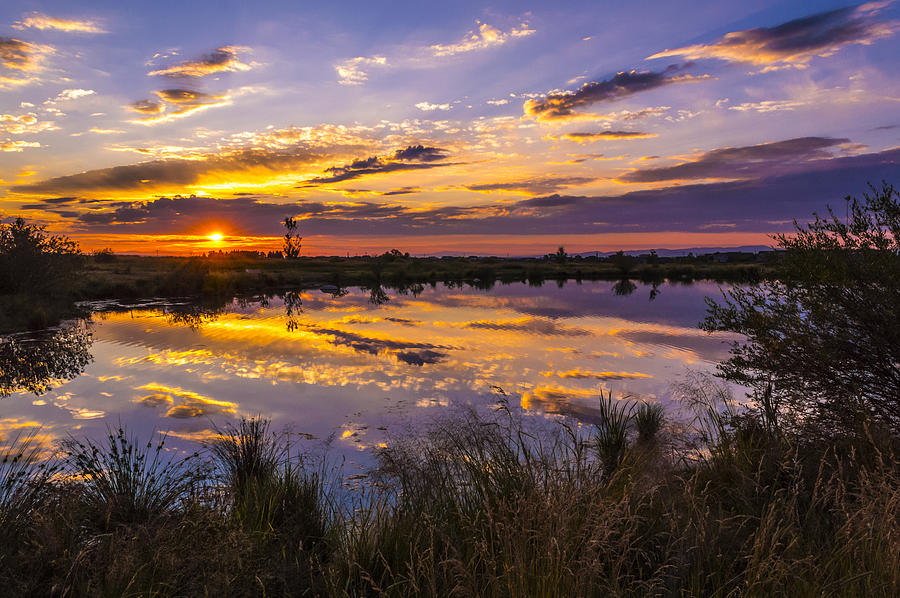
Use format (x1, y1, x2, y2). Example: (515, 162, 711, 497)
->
(282, 217, 302, 259)
(610, 250, 635, 276)
(555, 246, 567, 263)
(0, 218, 83, 296)
(703, 182, 900, 438)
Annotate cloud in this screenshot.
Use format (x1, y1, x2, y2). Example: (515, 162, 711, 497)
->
(548, 368, 652, 380)
(19, 145, 900, 239)
(10, 146, 324, 194)
(128, 99, 164, 114)
(305, 145, 451, 184)
(381, 186, 421, 196)
(0, 113, 57, 135)
(129, 89, 231, 124)
(45, 88, 95, 103)
(648, 2, 898, 68)
(549, 131, 657, 142)
(0, 37, 52, 86)
(335, 55, 387, 85)
(1, 140, 40, 152)
(620, 136, 849, 183)
(415, 101, 451, 111)
(147, 46, 251, 78)
(524, 66, 707, 121)
(429, 21, 535, 57)
(13, 12, 106, 34)
(135, 382, 237, 418)
(465, 175, 596, 195)
(391, 144, 447, 162)
(452, 317, 591, 336)
(333, 21, 533, 85)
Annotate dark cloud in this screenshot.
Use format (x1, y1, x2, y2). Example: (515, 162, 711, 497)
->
(395, 349, 446, 365)
(392, 145, 447, 162)
(128, 99, 164, 114)
(147, 45, 251, 78)
(0, 37, 35, 71)
(155, 88, 221, 104)
(620, 136, 849, 182)
(127, 89, 231, 123)
(305, 145, 452, 184)
(381, 187, 421, 196)
(649, 3, 898, 67)
(524, 65, 705, 121)
(457, 317, 591, 336)
(465, 176, 596, 195)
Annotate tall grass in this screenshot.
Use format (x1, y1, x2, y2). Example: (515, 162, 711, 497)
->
(63, 426, 204, 528)
(0, 408, 898, 596)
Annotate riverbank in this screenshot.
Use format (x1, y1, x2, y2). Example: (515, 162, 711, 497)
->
(77, 252, 774, 301)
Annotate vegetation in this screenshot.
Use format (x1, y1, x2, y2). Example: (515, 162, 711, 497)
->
(703, 182, 900, 439)
(0, 218, 85, 331)
(283, 216, 303, 259)
(0, 402, 897, 597)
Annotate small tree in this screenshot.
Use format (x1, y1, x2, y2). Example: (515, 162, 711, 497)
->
(554, 246, 567, 263)
(702, 182, 900, 438)
(282, 217, 302, 259)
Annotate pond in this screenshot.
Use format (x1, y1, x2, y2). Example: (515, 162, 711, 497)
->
(0, 280, 740, 469)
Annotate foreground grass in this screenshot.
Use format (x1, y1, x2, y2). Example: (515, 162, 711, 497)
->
(1, 403, 898, 597)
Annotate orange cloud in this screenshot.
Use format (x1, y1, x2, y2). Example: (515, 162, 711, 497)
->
(147, 46, 251, 78)
(13, 12, 107, 34)
(548, 131, 658, 143)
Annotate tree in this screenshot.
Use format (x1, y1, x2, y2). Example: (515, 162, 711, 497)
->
(702, 182, 900, 438)
(0, 218, 83, 296)
(610, 250, 635, 276)
(555, 246, 567, 263)
(282, 217, 302, 259)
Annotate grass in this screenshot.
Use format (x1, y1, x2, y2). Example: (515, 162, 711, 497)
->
(0, 408, 898, 597)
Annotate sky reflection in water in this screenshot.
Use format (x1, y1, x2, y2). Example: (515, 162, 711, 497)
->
(1, 281, 739, 469)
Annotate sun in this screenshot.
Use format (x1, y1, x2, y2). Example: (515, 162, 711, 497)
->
(207, 233, 224, 242)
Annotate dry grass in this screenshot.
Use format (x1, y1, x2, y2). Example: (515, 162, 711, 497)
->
(0, 409, 898, 597)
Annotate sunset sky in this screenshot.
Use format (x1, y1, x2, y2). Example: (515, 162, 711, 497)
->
(1, 0, 899, 255)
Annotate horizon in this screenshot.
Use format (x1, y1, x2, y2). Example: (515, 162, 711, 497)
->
(2, 1, 900, 255)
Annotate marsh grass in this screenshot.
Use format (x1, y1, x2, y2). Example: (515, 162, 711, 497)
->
(0, 409, 898, 596)
(63, 426, 205, 528)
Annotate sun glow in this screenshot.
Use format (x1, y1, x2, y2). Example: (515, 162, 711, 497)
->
(207, 233, 224, 242)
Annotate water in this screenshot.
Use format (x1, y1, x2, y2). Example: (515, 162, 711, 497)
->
(0, 280, 739, 469)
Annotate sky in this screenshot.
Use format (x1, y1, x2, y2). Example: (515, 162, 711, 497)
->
(1, 0, 899, 255)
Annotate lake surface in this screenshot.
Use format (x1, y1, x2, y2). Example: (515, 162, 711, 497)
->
(1, 281, 739, 468)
